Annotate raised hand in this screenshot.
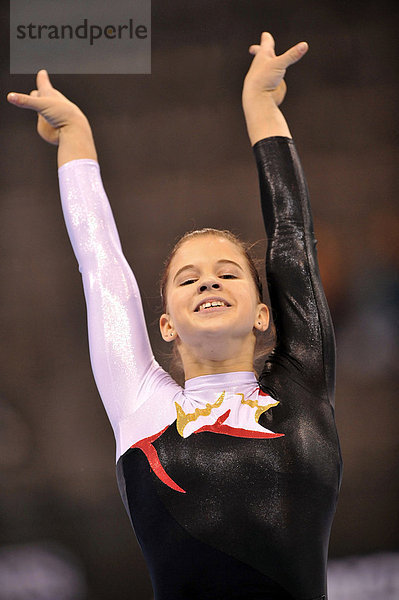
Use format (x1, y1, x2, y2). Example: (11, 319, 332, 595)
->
(243, 32, 308, 106)
(7, 70, 85, 145)
(242, 32, 308, 145)
(7, 70, 97, 166)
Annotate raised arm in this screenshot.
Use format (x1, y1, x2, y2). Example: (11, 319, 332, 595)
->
(242, 32, 308, 144)
(242, 33, 336, 407)
(7, 73, 179, 458)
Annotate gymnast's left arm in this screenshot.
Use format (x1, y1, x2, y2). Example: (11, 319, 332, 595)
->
(242, 34, 336, 406)
(7, 72, 177, 457)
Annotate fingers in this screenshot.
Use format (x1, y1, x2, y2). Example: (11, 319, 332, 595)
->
(249, 31, 274, 56)
(276, 41, 309, 68)
(7, 91, 49, 111)
(7, 69, 55, 110)
(248, 44, 260, 56)
(260, 31, 275, 50)
(248, 32, 309, 68)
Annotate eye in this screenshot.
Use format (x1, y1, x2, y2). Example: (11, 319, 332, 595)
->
(180, 278, 197, 286)
(219, 274, 237, 279)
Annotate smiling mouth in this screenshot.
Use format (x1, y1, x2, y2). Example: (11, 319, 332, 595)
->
(195, 300, 231, 312)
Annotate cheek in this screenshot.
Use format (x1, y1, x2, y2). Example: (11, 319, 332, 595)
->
(165, 288, 189, 321)
(163, 280, 177, 314)
(239, 282, 259, 308)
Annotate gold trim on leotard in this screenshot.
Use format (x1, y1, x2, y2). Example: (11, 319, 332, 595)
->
(236, 393, 279, 423)
(175, 392, 225, 437)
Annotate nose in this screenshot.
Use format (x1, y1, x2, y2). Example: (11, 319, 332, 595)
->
(198, 279, 221, 293)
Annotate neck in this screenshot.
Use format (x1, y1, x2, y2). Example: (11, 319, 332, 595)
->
(178, 334, 256, 381)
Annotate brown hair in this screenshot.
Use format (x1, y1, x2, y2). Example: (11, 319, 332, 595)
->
(159, 228, 276, 383)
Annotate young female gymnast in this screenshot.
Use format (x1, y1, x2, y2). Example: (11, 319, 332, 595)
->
(8, 32, 342, 600)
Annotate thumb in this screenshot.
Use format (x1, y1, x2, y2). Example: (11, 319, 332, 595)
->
(7, 92, 50, 112)
(276, 41, 309, 69)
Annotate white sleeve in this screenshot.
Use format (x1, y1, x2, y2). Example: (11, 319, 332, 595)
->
(58, 159, 180, 459)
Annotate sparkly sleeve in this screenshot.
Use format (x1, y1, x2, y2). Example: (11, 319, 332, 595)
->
(253, 137, 336, 407)
(58, 159, 180, 458)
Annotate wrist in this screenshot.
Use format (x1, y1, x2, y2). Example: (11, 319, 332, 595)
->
(57, 114, 97, 167)
(242, 77, 287, 111)
(242, 92, 291, 146)
(242, 92, 278, 123)
(59, 111, 92, 138)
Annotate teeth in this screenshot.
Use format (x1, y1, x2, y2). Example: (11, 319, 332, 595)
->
(198, 301, 226, 311)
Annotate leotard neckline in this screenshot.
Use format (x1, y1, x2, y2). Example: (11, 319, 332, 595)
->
(184, 370, 258, 391)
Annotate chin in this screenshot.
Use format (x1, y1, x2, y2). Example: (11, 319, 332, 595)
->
(185, 323, 254, 347)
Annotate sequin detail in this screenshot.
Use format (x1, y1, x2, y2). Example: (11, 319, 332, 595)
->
(236, 392, 280, 422)
(175, 391, 225, 437)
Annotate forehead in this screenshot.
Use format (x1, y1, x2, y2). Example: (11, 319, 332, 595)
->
(170, 235, 246, 271)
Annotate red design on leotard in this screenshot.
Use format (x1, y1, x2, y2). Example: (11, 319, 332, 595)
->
(259, 388, 271, 397)
(132, 391, 283, 493)
(195, 410, 284, 439)
(131, 427, 186, 494)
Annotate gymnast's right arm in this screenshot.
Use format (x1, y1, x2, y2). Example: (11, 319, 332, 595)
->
(7, 70, 179, 459)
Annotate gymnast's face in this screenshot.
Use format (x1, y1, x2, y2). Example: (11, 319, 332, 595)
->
(159, 235, 269, 357)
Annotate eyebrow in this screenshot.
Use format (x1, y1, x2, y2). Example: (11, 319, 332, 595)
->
(173, 259, 244, 283)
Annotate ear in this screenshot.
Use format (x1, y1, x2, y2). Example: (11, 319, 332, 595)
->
(254, 304, 269, 332)
(159, 313, 177, 342)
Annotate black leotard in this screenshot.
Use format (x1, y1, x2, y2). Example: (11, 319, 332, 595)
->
(58, 136, 342, 600)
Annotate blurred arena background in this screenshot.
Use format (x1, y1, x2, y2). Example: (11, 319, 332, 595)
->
(1, 1, 398, 598)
